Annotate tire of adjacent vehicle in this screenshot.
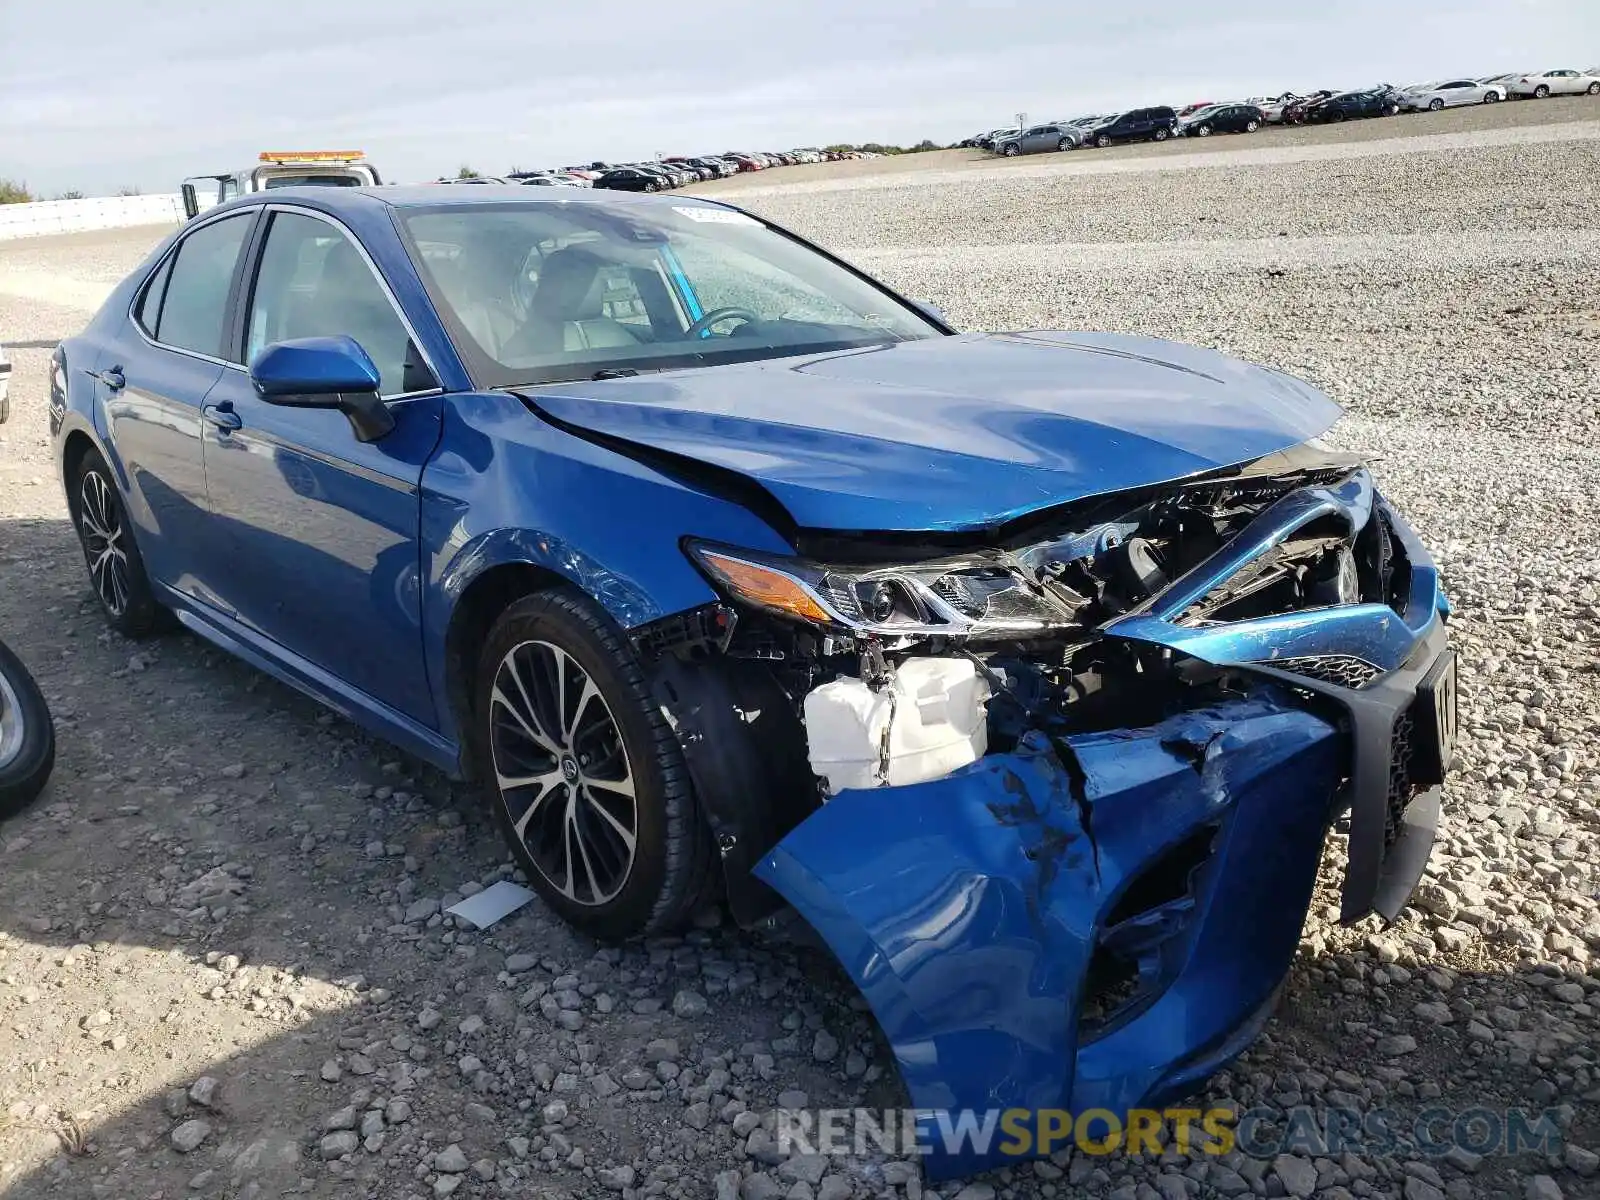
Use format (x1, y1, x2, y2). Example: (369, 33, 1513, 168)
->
(69, 447, 167, 638)
(0, 637, 55, 821)
(473, 589, 715, 940)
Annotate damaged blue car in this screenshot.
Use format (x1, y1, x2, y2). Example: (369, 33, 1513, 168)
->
(52, 187, 1455, 1179)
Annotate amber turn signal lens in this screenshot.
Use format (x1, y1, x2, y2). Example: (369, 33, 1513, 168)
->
(697, 552, 832, 625)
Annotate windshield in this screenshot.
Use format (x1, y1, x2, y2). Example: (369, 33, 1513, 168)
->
(400, 201, 942, 387)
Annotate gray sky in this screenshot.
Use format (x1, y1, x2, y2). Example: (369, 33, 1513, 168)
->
(2, 0, 1594, 194)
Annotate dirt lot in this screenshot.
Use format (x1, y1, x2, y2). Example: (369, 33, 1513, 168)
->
(1, 105, 1598, 1200)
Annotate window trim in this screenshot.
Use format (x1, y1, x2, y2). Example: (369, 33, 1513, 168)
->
(127, 209, 261, 370)
(236, 203, 444, 402)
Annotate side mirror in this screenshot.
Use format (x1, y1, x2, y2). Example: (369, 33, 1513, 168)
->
(249, 336, 396, 443)
(911, 300, 950, 327)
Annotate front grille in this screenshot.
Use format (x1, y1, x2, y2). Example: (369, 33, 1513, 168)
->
(1269, 654, 1384, 689)
(1384, 709, 1418, 847)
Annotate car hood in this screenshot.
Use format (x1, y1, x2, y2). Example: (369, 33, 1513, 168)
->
(521, 331, 1342, 533)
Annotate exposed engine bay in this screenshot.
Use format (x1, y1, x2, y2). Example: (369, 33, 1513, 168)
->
(635, 444, 1437, 909)
(657, 446, 1403, 799)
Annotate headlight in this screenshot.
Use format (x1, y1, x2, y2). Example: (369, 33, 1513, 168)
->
(686, 540, 1088, 638)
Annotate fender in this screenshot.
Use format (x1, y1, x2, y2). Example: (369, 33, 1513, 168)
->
(419, 390, 795, 754)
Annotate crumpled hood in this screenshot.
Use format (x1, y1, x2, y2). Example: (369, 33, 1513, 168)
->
(523, 331, 1342, 532)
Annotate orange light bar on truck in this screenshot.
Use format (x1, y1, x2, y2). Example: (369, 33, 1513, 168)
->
(258, 151, 366, 163)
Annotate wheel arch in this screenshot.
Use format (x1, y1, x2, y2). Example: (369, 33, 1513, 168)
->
(440, 558, 571, 781)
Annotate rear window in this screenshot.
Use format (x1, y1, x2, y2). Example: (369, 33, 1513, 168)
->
(262, 174, 364, 189)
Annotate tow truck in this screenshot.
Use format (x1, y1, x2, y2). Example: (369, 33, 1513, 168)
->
(180, 151, 382, 219)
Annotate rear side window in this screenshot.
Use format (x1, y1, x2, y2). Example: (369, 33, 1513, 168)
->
(155, 213, 252, 358)
(135, 254, 174, 335)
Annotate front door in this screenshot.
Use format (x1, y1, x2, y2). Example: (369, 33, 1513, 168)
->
(199, 206, 443, 726)
(99, 210, 255, 602)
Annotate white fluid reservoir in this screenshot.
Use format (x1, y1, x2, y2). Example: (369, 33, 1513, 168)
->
(803, 657, 990, 795)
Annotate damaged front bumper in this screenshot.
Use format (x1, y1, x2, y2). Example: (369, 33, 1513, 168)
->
(751, 473, 1456, 1180)
(757, 700, 1341, 1178)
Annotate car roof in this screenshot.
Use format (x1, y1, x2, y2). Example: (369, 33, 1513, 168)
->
(205, 184, 730, 216)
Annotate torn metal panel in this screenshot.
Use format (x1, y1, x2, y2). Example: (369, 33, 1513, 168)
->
(755, 698, 1341, 1179)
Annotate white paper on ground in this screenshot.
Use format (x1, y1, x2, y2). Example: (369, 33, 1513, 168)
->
(445, 881, 538, 929)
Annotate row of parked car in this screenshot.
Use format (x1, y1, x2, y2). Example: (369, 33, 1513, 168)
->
(969, 67, 1600, 157)
(440, 148, 877, 192)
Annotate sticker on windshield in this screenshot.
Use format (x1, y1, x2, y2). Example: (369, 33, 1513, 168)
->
(673, 206, 761, 226)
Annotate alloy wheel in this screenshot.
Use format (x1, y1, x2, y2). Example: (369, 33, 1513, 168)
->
(488, 640, 638, 906)
(0, 666, 24, 772)
(78, 470, 129, 617)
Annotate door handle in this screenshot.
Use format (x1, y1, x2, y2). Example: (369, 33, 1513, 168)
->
(98, 367, 126, 390)
(202, 401, 242, 432)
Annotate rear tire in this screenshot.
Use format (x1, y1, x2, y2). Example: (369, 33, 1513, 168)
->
(69, 448, 167, 639)
(0, 638, 55, 820)
(1153, 128, 1169, 141)
(473, 589, 714, 940)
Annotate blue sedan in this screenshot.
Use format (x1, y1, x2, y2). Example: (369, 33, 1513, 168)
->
(49, 186, 1455, 1178)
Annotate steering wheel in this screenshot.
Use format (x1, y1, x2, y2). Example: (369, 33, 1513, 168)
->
(684, 306, 759, 339)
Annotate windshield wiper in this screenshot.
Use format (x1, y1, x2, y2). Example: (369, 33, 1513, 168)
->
(591, 368, 640, 380)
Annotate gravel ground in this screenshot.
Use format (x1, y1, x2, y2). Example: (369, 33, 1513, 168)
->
(1, 111, 1599, 1200)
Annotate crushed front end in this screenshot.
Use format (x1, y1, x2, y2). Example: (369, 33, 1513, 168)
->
(637, 446, 1456, 1180)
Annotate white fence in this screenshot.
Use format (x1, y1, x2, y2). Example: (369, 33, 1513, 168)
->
(0, 194, 184, 241)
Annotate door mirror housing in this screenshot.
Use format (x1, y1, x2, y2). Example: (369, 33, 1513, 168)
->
(911, 300, 950, 327)
(249, 336, 396, 442)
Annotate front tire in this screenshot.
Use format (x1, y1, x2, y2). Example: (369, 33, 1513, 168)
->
(1588, 82, 1599, 95)
(1534, 85, 1550, 99)
(0, 638, 55, 820)
(1429, 98, 1444, 111)
(1003, 143, 1020, 156)
(1245, 120, 1260, 132)
(70, 448, 166, 638)
(1484, 91, 1500, 103)
(1057, 138, 1075, 151)
(1195, 124, 1212, 137)
(474, 590, 713, 940)
(1095, 134, 1112, 148)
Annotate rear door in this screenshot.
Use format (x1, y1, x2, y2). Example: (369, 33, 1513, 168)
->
(100, 209, 256, 604)
(198, 206, 444, 724)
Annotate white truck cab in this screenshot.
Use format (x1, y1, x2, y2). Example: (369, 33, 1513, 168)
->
(181, 151, 382, 218)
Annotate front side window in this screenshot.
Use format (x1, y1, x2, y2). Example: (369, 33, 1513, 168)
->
(245, 210, 419, 396)
(403, 202, 941, 387)
(156, 213, 253, 358)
